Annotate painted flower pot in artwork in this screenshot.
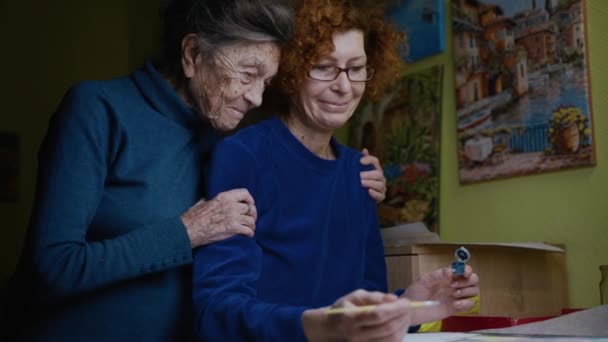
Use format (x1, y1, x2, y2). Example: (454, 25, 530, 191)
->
(555, 123, 580, 154)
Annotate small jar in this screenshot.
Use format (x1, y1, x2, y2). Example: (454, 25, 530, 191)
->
(600, 265, 608, 305)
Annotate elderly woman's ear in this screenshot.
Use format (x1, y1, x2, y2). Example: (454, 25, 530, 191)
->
(181, 33, 202, 79)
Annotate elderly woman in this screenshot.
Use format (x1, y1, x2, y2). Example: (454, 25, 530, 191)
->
(3, 0, 386, 340)
(3, 1, 289, 340)
(193, 0, 479, 341)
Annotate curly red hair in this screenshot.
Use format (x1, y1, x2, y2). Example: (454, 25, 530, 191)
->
(278, 0, 405, 101)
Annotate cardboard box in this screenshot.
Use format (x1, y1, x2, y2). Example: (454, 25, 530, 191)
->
(384, 242, 568, 317)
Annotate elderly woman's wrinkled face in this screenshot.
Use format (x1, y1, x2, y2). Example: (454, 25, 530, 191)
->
(190, 42, 280, 131)
(296, 29, 366, 132)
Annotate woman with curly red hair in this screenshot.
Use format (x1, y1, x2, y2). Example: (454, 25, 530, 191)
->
(193, 0, 479, 340)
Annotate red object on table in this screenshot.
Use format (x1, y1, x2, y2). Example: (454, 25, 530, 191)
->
(442, 314, 556, 332)
(441, 309, 586, 332)
(560, 308, 585, 315)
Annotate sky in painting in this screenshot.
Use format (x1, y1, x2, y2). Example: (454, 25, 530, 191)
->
(487, 0, 547, 17)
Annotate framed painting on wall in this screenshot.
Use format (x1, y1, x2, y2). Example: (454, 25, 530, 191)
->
(386, 0, 447, 62)
(451, 0, 595, 184)
(0, 132, 19, 202)
(349, 65, 443, 234)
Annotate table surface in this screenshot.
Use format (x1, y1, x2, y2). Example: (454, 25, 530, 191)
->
(404, 306, 608, 341)
(475, 305, 608, 337)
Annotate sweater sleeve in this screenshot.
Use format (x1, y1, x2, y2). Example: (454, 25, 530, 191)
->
(193, 139, 308, 341)
(29, 83, 192, 301)
(360, 166, 389, 293)
(359, 166, 420, 333)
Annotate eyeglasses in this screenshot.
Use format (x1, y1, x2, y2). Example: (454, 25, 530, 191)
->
(307, 65, 375, 82)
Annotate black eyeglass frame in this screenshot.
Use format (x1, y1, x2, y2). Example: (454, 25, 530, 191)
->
(307, 65, 376, 82)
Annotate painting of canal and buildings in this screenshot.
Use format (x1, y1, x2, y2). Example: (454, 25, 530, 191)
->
(349, 66, 443, 234)
(452, 0, 596, 184)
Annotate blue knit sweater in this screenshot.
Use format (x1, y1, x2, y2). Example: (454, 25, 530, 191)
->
(193, 117, 387, 341)
(7, 62, 219, 340)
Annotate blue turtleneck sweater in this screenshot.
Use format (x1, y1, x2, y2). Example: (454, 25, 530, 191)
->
(6, 62, 219, 341)
(193, 117, 387, 341)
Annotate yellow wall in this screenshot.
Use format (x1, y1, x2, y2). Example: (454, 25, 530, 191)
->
(0, 0, 606, 310)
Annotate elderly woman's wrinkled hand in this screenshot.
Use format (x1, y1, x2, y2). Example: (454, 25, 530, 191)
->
(181, 189, 257, 248)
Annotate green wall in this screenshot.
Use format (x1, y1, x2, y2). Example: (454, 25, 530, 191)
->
(0, 0, 606, 309)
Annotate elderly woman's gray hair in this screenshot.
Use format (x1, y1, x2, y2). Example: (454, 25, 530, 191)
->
(160, 0, 293, 79)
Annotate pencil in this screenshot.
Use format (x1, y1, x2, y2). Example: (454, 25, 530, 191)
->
(326, 300, 440, 315)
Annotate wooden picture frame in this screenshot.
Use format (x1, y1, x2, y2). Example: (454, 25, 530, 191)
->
(0, 132, 19, 202)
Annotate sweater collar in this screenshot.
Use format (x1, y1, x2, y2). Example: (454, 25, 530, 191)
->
(132, 62, 207, 130)
(269, 116, 342, 173)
